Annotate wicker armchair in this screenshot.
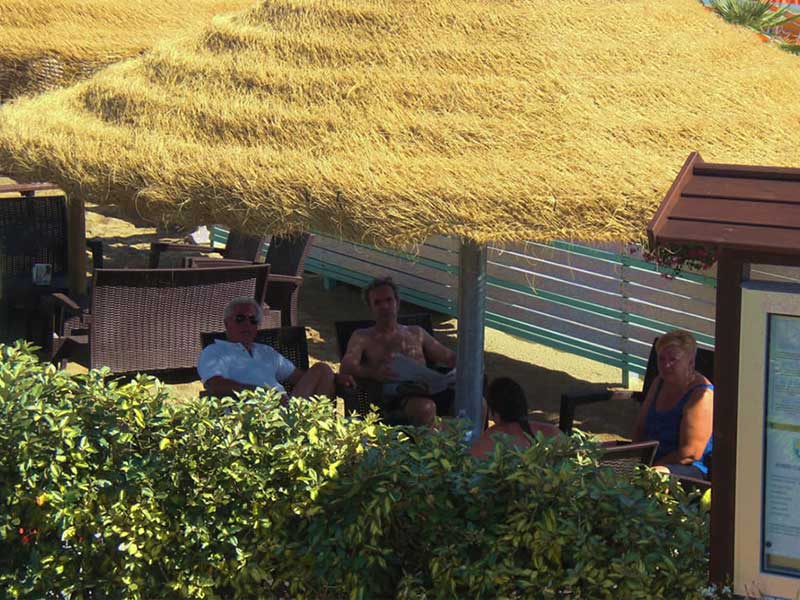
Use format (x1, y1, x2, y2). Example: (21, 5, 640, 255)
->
(50, 264, 271, 377)
(1, 187, 103, 345)
(186, 233, 314, 326)
(561, 338, 714, 489)
(148, 228, 266, 268)
(334, 313, 454, 420)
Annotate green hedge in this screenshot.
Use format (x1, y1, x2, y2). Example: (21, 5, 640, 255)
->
(0, 342, 710, 599)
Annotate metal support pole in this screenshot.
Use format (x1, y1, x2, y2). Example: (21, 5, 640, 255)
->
(454, 239, 487, 445)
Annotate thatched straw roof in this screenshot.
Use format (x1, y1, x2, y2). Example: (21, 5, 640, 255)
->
(0, 0, 253, 99)
(1, 0, 799, 247)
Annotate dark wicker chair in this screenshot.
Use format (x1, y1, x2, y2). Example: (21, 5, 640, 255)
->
(148, 228, 267, 268)
(186, 233, 314, 326)
(0, 188, 103, 345)
(559, 339, 715, 434)
(598, 440, 659, 478)
(50, 264, 271, 377)
(334, 313, 454, 420)
(561, 338, 714, 488)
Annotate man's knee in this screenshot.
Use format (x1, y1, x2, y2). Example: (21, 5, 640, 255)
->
(405, 396, 436, 427)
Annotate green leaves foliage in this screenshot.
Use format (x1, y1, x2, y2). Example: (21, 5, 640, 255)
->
(710, 0, 800, 32)
(0, 342, 709, 598)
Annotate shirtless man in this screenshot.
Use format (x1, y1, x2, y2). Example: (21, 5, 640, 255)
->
(340, 277, 456, 427)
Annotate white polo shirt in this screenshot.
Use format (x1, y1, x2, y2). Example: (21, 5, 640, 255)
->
(197, 339, 296, 394)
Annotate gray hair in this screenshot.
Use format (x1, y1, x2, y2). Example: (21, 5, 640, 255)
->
(223, 296, 263, 322)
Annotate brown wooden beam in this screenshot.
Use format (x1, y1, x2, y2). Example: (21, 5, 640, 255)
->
(710, 250, 744, 585)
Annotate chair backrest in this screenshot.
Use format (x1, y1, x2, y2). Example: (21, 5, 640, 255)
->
(265, 233, 314, 276)
(88, 264, 270, 374)
(201, 326, 309, 371)
(640, 337, 715, 398)
(222, 230, 268, 262)
(598, 440, 659, 477)
(334, 313, 434, 359)
(0, 194, 69, 278)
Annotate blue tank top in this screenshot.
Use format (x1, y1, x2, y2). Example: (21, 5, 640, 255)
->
(644, 379, 714, 475)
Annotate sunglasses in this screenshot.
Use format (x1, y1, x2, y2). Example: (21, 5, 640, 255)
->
(233, 314, 260, 325)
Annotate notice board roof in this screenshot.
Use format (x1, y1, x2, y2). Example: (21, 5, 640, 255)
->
(648, 152, 800, 256)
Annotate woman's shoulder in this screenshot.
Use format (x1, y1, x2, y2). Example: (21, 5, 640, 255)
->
(685, 373, 714, 405)
(691, 371, 713, 388)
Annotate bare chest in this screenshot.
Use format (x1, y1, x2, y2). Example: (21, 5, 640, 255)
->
(363, 329, 424, 364)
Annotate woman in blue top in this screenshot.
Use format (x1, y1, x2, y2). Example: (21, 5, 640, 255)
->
(632, 330, 714, 480)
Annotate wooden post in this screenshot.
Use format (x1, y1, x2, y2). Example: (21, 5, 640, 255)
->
(66, 194, 87, 295)
(710, 250, 745, 585)
(454, 239, 487, 444)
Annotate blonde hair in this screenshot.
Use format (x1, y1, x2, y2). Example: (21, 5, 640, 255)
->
(656, 330, 697, 357)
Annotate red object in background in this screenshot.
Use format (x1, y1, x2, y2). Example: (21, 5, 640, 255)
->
(18, 527, 38, 545)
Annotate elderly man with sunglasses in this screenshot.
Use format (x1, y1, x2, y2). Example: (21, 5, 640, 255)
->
(198, 296, 353, 400)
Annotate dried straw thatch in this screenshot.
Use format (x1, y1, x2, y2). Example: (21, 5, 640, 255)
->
(0, 0, 253, 99)
(1, 0, 799, 247)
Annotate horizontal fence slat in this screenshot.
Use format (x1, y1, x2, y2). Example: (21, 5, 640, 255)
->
(624, 285, 716, 323)
(488, 253, 623, 295)
(486, 296, 622, 351)
(487, 264, 624, 311)
(315, 236, 458, 275)
(492, 241, 623, 279)
(624, 320, 715, 350)
(305, 257, 455, 314)
(310, 247, 455, 298)
(485, 311, 633, 372)
(624, 299, 716, 339)
(623, 265, 718, 303)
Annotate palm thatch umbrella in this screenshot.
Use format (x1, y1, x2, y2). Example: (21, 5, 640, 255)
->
(1, 0, 799, 438)
(0, 0, 253, 100)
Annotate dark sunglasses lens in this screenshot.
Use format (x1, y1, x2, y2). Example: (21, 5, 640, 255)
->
(234, 314, 259, 324)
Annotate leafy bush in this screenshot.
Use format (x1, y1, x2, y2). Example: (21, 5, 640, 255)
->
(0, 342, 710, 599)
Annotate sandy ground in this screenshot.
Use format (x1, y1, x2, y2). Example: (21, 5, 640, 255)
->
(6, 193, 640, 439)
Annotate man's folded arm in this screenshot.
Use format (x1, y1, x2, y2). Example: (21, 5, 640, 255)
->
(203, 376, 257, 397)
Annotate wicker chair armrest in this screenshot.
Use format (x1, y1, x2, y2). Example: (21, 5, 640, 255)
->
(560, 389, 627, 434)
(86, 239, 104, 269)
(51, 292, 81, 312)
(187, 257, 252, 266)
(267, 273, 303, 286)
(151, 242, 217, 253)
(148, 241, 218, 267)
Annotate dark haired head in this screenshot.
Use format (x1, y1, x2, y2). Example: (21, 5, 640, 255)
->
(486, 377, 532, 436)
(363, 276, 399, 305)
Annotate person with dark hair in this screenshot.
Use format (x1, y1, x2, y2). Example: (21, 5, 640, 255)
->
(470, 377, 560, 459)
(341, 276, 456, 427)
